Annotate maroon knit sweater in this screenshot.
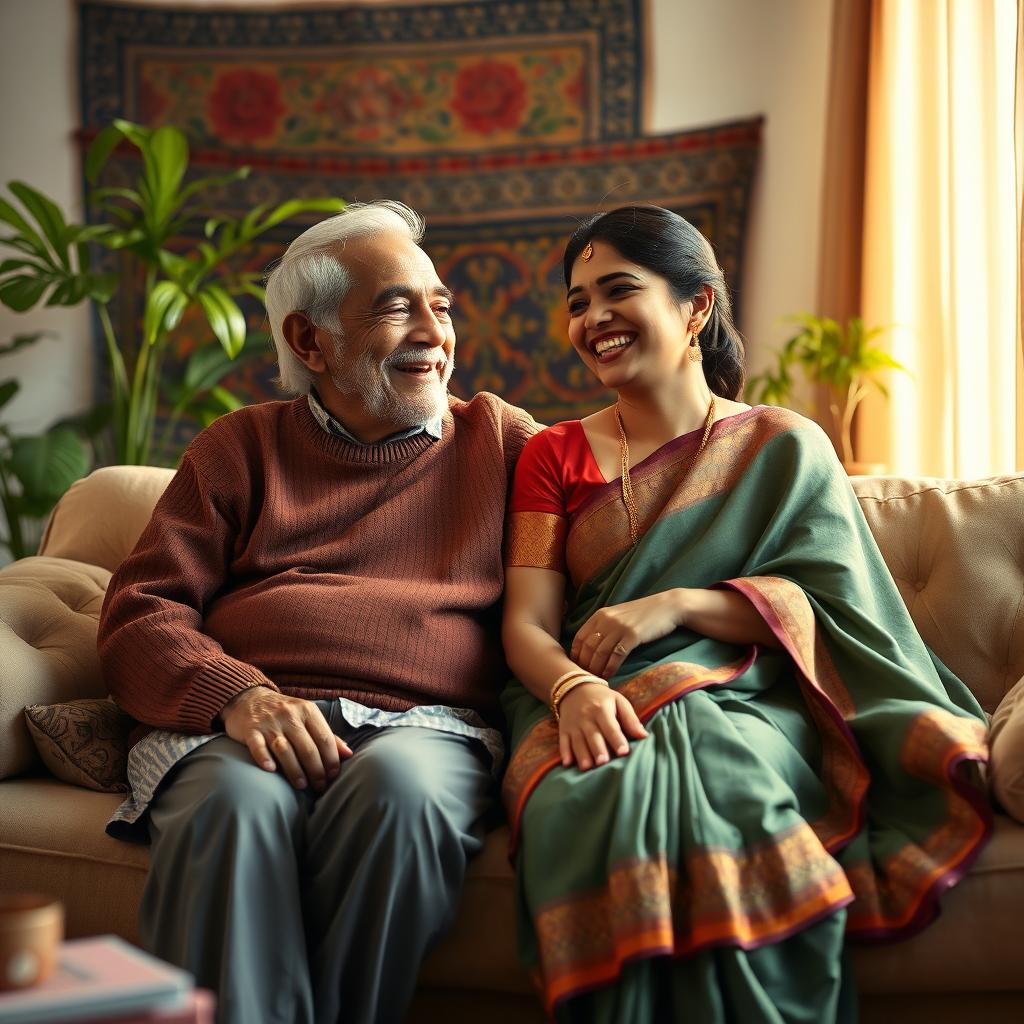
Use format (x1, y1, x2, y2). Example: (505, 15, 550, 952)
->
(97, 393, 537, 734)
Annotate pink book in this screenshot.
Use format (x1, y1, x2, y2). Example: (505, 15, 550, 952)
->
(0, 936, 194, 1024)
(75, 989, 215, 1024)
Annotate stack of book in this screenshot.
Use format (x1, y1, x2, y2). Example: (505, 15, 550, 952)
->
(0, 936, 213, 1023)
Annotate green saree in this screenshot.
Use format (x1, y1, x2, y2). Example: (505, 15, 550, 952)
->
(502, 407, 990, 1023)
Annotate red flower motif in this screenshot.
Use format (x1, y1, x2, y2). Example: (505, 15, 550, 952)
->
(138, 77, 168, 126)
(565, 66, 587, 108)
(325, 66, 409, 132)
(208, 69, 286, 143)
(451, 61, 528, 135)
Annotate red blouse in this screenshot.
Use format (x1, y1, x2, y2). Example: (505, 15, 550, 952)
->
(509, 420, 609, 520)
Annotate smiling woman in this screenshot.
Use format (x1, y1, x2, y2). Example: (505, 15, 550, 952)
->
(499, 204, 991, 1023)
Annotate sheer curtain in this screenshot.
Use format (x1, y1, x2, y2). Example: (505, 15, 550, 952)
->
(853, 0, 1022, 477)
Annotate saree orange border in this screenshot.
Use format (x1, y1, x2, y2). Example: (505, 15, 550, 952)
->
(844, 708, 988, 935)
(732, 576, 990, 936)
(534, 825, 854, 1011)
(502, 653, 756, 853)
(727, 575, 869, 852)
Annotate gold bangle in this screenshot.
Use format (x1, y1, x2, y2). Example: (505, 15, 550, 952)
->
(551, 675, 607, 721)
(551, 668, 590, 691)
(549, 668, 591, 705)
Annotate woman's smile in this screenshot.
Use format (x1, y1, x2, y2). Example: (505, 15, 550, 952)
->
(590, 331, 637, 363)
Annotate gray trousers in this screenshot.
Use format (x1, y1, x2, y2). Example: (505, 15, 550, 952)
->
(141, 701, 494, 1024)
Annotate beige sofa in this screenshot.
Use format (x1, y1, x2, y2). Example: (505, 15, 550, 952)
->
(1, 465, 1023, 1023)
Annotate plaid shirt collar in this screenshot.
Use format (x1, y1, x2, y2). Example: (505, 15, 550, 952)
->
(307, 388, 444, 445)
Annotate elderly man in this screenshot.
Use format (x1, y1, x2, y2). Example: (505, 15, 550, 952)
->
(98, 200, 537, 1024)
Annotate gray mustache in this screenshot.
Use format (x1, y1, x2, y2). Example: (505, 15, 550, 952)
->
(387, 350, 452, 371)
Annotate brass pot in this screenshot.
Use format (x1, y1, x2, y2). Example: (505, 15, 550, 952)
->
(0, 893, 64, 990)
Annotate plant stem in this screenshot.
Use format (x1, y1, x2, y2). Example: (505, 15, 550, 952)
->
(0, 459, 25, 560)
(841, 381, 869, 466)
(126, 336, 152, 465)
(96, 303, 129, 462)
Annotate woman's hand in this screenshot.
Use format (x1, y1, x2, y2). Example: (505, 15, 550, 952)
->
(571, 590, 686, 680)
(558, 682, 648, 770)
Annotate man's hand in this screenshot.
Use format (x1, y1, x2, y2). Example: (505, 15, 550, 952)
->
(220, 687, 353, 792)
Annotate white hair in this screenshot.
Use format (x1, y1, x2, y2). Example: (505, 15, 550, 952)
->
(264, 200, 426, 394)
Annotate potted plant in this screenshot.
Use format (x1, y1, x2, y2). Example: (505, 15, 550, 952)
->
(0, 357, 89, 559)
(0, 119, 345, 468)
(745, 314, 909, 473)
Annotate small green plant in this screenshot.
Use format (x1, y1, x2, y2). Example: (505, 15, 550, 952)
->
(0, 378, 88, 560)
(745, 314, 909, 465)
(0, 119, 345, 466)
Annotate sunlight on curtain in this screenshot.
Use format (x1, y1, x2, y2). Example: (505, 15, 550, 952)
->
(860, 0, 1021, 476)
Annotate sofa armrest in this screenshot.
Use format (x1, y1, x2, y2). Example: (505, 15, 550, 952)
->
(0, 556, 111, 779)
(40, 466, 174, 572)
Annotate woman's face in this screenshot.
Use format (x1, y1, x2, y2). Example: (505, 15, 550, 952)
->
(566, 239, 698, 391)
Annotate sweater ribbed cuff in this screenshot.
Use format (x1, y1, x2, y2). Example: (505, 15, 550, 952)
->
(182, 659, 279, 733)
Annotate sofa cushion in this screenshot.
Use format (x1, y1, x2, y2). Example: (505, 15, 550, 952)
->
(0, 558, 111, 779)
(0, 776, 148, 944)
(851, 813, 1024, 993)
(24, 698, 133, 793)
(989, 674, 1024, 823)
(5, 775, 1024, 999)
(852, 475, 1024, 714)
(39, 465, 175, 573)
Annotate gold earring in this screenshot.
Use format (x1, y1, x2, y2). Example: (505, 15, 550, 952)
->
(689, 322, 703, 362)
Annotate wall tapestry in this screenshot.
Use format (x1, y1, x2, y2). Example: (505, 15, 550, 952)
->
(79, 0, 761, 426)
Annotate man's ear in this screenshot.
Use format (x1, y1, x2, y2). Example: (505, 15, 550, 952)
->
(282, 312, 328, 373)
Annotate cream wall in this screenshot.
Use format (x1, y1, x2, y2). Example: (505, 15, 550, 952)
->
(0, 0, 833, 435)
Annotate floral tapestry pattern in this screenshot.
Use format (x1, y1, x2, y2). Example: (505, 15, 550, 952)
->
(79, 0, 761, 428)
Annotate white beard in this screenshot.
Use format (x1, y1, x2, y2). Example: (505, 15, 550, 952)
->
(329, 336, 454, 430)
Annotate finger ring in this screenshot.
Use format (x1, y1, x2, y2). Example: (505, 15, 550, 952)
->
(613, 643, 627, 655)
(590, 632, 603, 643)
(271, 735, 289, 751)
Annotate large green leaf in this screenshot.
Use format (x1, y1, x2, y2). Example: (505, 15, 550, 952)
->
(86, 272, 119, 304)
(111, 119, 150, 149)
(0, 274, 51, 312)
(45, 276, 88, 307)
(143, 280, 188, 345)
(85, 124, 125, 185)
(8, 182, 69, 270)
(0, 378, 18, 410)
(0, 256, 48, 275)
(247, 197, 346, 237)
(197, 284, 247, 358)
(9, 428, 90, 504)
(178, 166, 250, 206)
(0, 197, 48, 259)
(147, 125, 189, 229)
(178, 329, 266, 398)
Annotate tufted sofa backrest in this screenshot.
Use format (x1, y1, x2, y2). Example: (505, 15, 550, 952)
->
(1, 466, 1021, 780)
(852, 474, 1024, 714)
(34, 468, 1024, 713)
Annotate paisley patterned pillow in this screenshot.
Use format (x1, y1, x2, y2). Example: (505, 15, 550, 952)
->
(23, 699, 133, 793)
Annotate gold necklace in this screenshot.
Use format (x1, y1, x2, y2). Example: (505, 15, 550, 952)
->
(615, 396, 716, 546)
